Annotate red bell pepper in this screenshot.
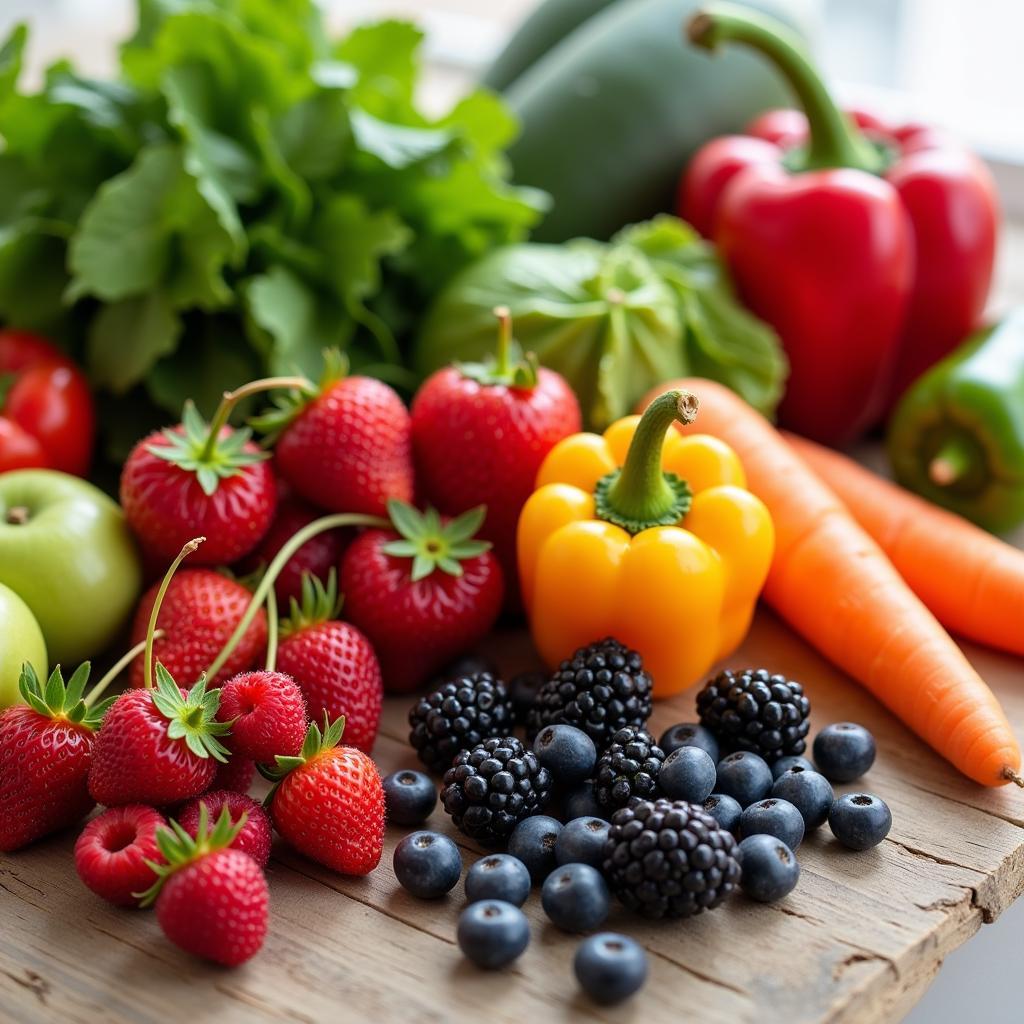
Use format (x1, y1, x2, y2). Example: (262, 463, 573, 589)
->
(0, 330, 95, 476)
(678, 5, 998, 444)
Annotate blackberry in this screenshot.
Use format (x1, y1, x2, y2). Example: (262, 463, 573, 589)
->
(603, 798, 741, 919)
(441, 736, 552, 845)
(594, 727, 665, 811)
(696, 668, 811, 761)
(409, 672, 514, 775)
(526, 638, 652, 747)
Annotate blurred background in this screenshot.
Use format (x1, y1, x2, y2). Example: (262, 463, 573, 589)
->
(2, 1, 1022, 1020)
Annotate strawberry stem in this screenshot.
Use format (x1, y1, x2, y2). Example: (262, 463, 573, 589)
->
(199, 376, 311, 462)
(205, 513, 387, 680)
(494, 305, 512, 378)
(85, 631, 165, 708)
(145, 538, 205, 691)
(265, 587, 279, 673)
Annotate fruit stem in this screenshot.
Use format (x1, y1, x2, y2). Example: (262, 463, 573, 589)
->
(205, 513, 387, 680)
(1003, 766, 1024, 788)
(199, 376, 311, 461)
(928, 436, 974, 488)
(494, 306, 512, 378)
(144, 538, 205, 691)
(265, 587, 279, 673)
(5, 505, 29, 525)
(85, 632, 165, 707)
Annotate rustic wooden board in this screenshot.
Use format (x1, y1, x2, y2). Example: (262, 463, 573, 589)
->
(2, 611, 1023, 1024)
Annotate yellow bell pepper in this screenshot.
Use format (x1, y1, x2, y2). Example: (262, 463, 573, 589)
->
(518, 389, 773, 698)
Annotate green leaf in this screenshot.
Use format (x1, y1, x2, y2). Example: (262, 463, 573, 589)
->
(350, 109, 453, 170)
(0, 23, 26, 104)
(0, 222, 71, 334)
(274, 89, 351, 181)
(335, 20, 422, 119)
(86, 290, 182, 394)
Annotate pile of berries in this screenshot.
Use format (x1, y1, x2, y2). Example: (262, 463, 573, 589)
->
(388, 643, 894, 1006)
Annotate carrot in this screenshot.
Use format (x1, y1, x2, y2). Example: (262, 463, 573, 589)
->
(637, 378, 1021, 787)
(786, 433, 1024, 658)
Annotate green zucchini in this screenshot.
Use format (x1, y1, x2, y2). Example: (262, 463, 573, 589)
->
(481, 0, 622, 92)
(499, 0, 806, 242)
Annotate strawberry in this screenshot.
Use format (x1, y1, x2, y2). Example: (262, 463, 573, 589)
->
(141, 806, 269, 966)
(210, 753, 256, 794)
(274, 573, 382, 753)
(74, 804, 166, 907)
(255, 353, 413, 517)
(262, 716, 384, 875)
(128, 569, 267, 689)
(411, 307, 581, 607)
(217, 670, 308, 762)
(121, 399, 277, 566)
(236, 489, 347, 605)
(0, 663, 113, 852)
(178, 791, 272, 867)
(88, 669, 231, 807)
(89, 540, 234, 807)
(339, 501, 503, 692)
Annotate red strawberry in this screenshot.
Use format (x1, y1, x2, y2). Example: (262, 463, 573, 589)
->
(257, 353, 413, 517)
(412, 307, 581, 606)
(129, 569, 267, 689)
(274, 573, 382, 753)
(263, 716, 384, 875)
(141, 806, 268, 966)
(121, 400, 277, 566)
(210, 754, 256, 794)
(339, 502, 503, 692)
(0, 663, 112, 851)
(217, 670, 308, 762)
(236, 490, 347, 605)
(88, 669, 231, 806)
(178, 791, 272, 867)
(74, 804, 166, 907)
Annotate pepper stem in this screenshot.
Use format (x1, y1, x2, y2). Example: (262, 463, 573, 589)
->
(198, 376, 311, 462)
(85, 632, 164, 708)
(928, 436, 974, 487)
(595, 390, 698, 534)
(144, 538, 204, 691)
(687, 4, 884, 174)
(205, 513, 388, 680)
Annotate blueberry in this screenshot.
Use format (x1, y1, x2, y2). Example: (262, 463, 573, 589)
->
(574, 933, 648, 1005)
(555, 817, 610, 868)
(541, 863, 610, 932)
(507, 815, 563, 882)
(533, 724, 597, 787)
(658, 722, 720, 763)
(739, 798, 805, 850)
(771, 755, 814, 780)
(829, 793, 892, 850)
(702, 793, 742, 833)
(738, 834, 800, 902)
(813, 723, 876, 783)
(383, 770, 437, 825)
(393, 831, 462, 899)
(771, 766, 834, 829)
(715, 751, 773, 807)
(465, 853, 531, 907)
(659, 745, 716, 803)
(563, 781, 607, 821)
(457, 900, 530, 969)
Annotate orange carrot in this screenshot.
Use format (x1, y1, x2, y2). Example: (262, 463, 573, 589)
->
(637, 378, 1021, 787)
(786, 433, 1024, 658)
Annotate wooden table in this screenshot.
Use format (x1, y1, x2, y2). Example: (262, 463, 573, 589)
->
(2, 615, 1023, 1024)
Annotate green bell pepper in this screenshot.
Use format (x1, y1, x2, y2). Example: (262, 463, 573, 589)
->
(888, 310, 1024, 533)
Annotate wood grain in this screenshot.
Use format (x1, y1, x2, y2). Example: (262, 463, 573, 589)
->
(3, 611, 1023, 1024)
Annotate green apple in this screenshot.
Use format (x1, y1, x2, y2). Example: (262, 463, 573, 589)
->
(0, 469, 142, 666)
(0, 582, 47, 707)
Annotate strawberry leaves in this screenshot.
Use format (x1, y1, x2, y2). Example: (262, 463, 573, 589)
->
(147, 399, 269, 497)
(19, 662, 116, 730)
(151, 664, 232, 762)
(258, 713, 346, 803)
(382, 500, 491, 582)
